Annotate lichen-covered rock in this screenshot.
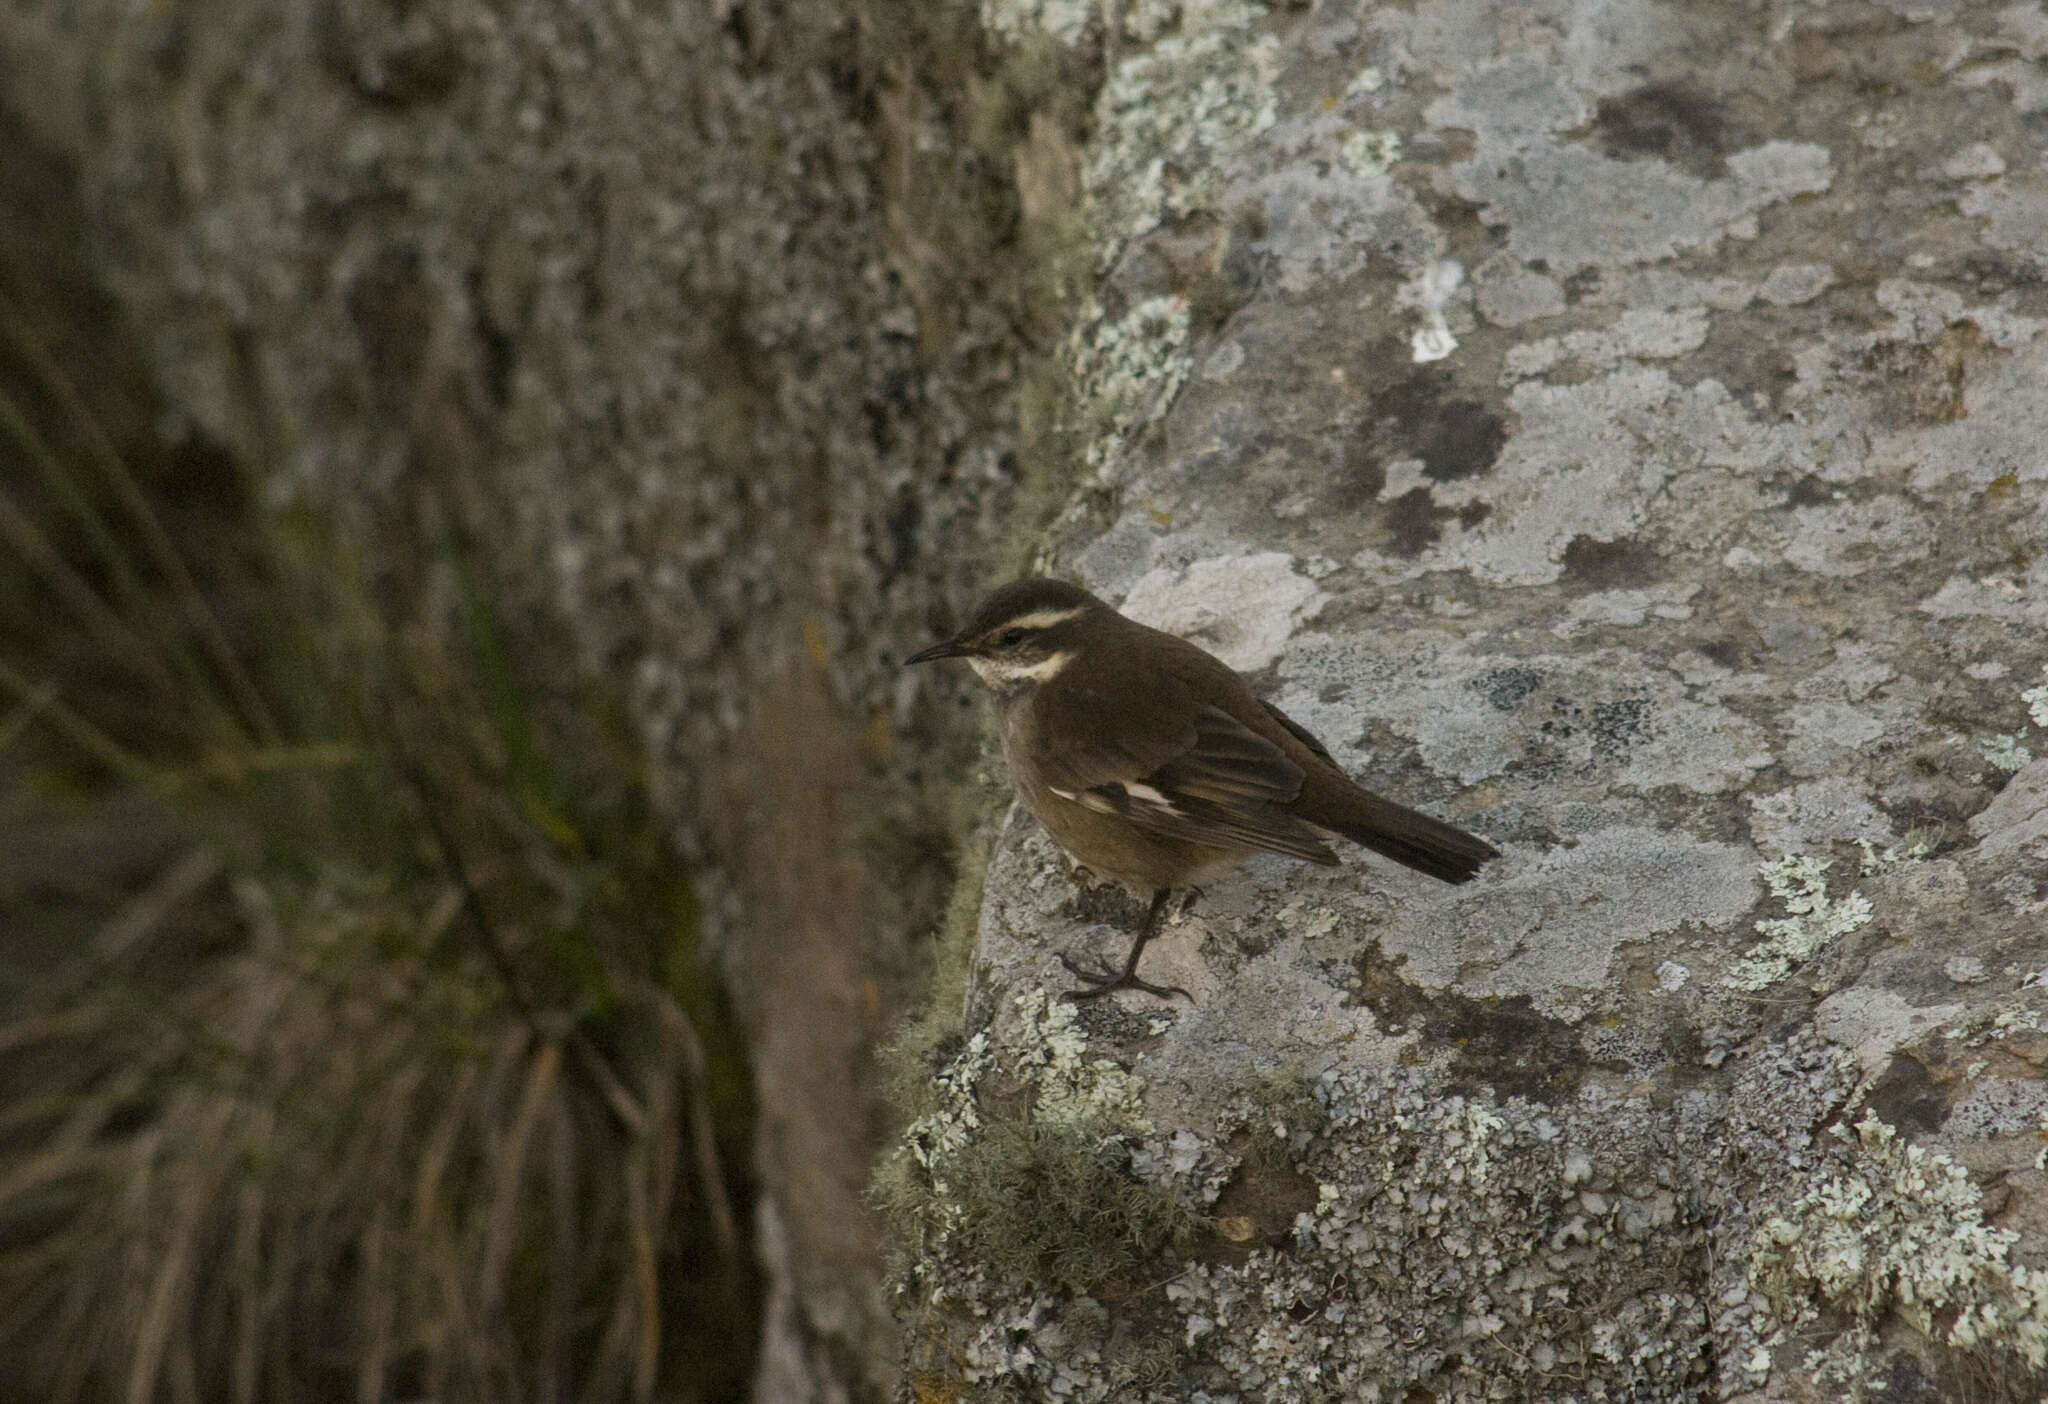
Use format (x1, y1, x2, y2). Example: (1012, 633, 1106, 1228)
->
(891, 0, 2048, 1399)
(16, 0, 2048, 1395)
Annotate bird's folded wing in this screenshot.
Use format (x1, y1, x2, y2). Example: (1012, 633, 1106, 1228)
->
(1260, 697, 1335, 765)
(1040, 701, 1339, 865)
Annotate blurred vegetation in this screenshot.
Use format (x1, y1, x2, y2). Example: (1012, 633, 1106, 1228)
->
(0, 120, 757, 1403)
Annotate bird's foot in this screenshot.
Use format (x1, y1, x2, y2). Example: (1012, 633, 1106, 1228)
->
(1058, 952, 1191, 1002)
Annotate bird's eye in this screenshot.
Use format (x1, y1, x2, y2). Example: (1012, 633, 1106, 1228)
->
(997, 627, 1029, 647)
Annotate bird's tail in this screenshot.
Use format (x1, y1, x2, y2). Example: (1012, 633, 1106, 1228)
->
(1314, 788, 1499, 884)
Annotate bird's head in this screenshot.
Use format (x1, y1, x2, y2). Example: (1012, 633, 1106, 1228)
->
(905, 577, 1108, 692)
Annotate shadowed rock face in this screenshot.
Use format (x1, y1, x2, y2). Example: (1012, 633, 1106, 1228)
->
(906, 0, 2048, 1398)
(12, 0, 2048, 1398)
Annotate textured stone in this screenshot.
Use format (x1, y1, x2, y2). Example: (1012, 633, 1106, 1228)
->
(895, 0, 2048, 1399)
(16, 0, 2048, 1397)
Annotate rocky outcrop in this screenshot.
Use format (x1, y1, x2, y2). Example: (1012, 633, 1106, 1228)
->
(887, 1, 2048, 1399)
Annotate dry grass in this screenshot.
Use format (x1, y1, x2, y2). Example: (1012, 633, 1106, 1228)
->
(0, 249, 755, 1400)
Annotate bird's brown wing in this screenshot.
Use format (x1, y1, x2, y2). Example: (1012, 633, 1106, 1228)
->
(1032, 685, 1339, 865)
(1256, 696, 1500, 885)
(1259, 697, 1336, 765)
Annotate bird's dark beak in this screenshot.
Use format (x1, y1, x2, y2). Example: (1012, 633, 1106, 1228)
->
(905, 638, 967, 665)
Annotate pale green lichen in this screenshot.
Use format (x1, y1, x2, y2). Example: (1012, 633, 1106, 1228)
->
(1338, 127, 1400, 177)
(1855, 834, 1935, 875)
(1441, 1096, 1509, 1188)
(1275, 898, 1339, 941)
(903, 1031, 994, 1182)
(1011, 987, 1149, 1130)
(1065, 293, 1192, 486)
(1121, 0, 1186, 44)
(1722, 856, 1873, 991)
(1940, 974, 2046, 1050)
(1982, 733, 2034, 772)
(1749, 1114, 2048, 1396)
(2022, 665, 2048, 728)
(1085, 1, 1281, 260)
(1167, 1072, 1711, 1398)
(979, 0, 1095, 45)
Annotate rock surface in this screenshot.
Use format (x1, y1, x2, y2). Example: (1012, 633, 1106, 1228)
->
(10, 0, 2048, 1398)
(894, 1, 2048, 1400)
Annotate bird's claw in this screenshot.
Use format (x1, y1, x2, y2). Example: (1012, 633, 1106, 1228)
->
(1058, 952, 1191, 1003)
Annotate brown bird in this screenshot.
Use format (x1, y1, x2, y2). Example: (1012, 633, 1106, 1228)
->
(906, 577, 1498, 999)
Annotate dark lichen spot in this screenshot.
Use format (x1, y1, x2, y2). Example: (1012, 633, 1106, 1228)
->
(1697, 637, 1747, 670)
(1784, 475, 1833, 509)
(1187, 247, 1263, 336)
(1330, 421, 1390, 508)
(1862, 324, 1984, 428)
(1472, 665, 1545, 712)
(1541, 697, 1583, 742)
(1376, 368, 1508, 483)
(1591, 82, 1740, 179)
(1591, 696, 1653, 759)
(1696, 315, 1799, 407)
(1385, 487, 1445, 555)
(1559, 534, 1661, 588)
(1067, 881, 1152, 929)
(1423, 190, 1493, 254)
(864, 365, 920, 456)
(1878, 1350, 1941, 1403)
(467, 267, 517, 409)
(1349, 946, 1587, 1101)
(316, 8, 467, 106)
(1418, 400, 1508, 483)
(1865, 1053, 1947, 1137)
(1958, 249, 2043, 296)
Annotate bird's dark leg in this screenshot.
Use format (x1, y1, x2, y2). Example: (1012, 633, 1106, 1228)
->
(1060, 887, 1191, 1002)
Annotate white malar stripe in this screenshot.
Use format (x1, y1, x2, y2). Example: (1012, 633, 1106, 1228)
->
(968, 650, 1074, 685)
(1000, 606, 1086, 631)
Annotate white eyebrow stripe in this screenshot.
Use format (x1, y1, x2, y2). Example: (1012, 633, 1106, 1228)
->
(1000, 606, 1086, 631)
(1007, 650, 1073, 681)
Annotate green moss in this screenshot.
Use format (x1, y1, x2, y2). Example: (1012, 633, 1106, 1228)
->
(877, 992, 1195, 1303)
(946, 1116, 1198, 1293)
(876, 820, 995, 1125)
(1235, 1064, 1329, 1169)
(877, 1102, 1198, 1298)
